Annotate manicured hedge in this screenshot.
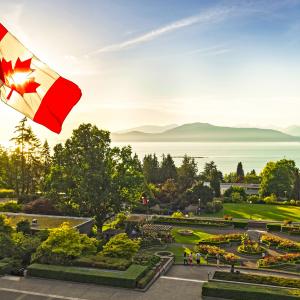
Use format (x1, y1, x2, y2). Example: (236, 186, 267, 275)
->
(231, 221, 248, 229)
(266, 223, 281, 231)
(27, 263, 148, 288)
(213, 271, 300, 288)
(202, 281, 300, 300)
(137, 269, 156, 289)
(73, 255, 131, 271)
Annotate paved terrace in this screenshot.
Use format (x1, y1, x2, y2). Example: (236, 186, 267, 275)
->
(1, 265, 299, 300)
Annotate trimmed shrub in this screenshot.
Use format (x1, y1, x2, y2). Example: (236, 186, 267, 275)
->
(137, 270, 156, 289)
(232, 221, 248, 229)
(73, 255, 131, 271)
(0, 201, 21, 212)
(213, 271, 300, 288)
(16, 219, 31, 234)
(202, 281, 300, 300)
(266, 223, 281, 231)
(27, 263, 148, 288)
(101, 233, 140, 259)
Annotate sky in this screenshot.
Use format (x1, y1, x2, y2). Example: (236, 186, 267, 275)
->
(1, 0, 300, 146)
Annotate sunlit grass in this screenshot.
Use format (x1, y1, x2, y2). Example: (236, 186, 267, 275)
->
(203, 203, 300, 222)
(172, 227, 215, 244)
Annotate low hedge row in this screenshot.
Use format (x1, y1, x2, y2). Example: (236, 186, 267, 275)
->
(266, 223, 282, 231)
(202, 281, 300, 300)
(137, 269, 156, 289)
(153, 217, 248, 228)
(73, 255, 131, 271)
(27, 263, 149, 288)
(213, 271, 300, 288)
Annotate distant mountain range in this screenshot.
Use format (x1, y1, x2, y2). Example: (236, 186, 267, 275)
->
(116, 124, 178, 134)
(282, 126, 300, 137)
(112, 122, 300, 142)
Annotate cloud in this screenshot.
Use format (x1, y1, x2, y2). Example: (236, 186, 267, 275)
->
(86, 6, 234, 56)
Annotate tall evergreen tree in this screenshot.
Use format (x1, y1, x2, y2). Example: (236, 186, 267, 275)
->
(142, 154, 160, 183)
(160, 154, 177, 182)
(293, 169, 300, 200)
(177, 155, 198, 191)
(201, 161, 222, 197)
(236, 162, 245, 182)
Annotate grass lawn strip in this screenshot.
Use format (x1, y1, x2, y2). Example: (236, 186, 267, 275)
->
(203, 203, 300, 222)
(171, 227, 215, 244)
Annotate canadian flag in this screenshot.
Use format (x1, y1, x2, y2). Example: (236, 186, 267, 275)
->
(0, 23, 82, 133)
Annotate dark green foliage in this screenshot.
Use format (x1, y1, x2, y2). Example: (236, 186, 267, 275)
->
(213, 271, 300, 288)
(201, 161, 222, 197)
(185, 182, 214, 206)
(160, 154, 177, 182)
(137, 269, 156, 289)
(266, 223, 282, 231)
(231, 221, 248, 229)
(236, 162, 245, 182)
(73, 255, 131, 271)
(202, 282, 300, 300)
(132, 253, 160, 267)
(143, 154, 160, 184)
(177, 155, 198, 191)
(16, 219, 31, 234)
(27, 263, 149, 288)
(224, 186, 247, 201)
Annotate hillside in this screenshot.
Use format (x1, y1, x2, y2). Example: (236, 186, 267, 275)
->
(116, 124, 178, 134)
(112, 122, 300, 142)
(282, 126, 300, 137)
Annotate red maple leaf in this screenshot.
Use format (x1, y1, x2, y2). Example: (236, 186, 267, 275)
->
(0, 57, 40, 100)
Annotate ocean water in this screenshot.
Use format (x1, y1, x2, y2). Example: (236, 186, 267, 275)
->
(111, 142, 300, 174)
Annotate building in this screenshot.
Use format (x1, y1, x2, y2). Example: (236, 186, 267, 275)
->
(220, 183, 260, 195)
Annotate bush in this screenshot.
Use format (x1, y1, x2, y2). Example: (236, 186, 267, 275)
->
(73, 254, 131, 271)
(27, 263, 148, 288)
(213, 271, 300, 288)
(0, 189, 15, 198)
(132, 253, 160, 267)
(16, 219, 31, 234)
(0, 214, 13, 234)
(263, 194, 277, 204)
(32, 223, 98, 265)
(101, 233, 140, 259)
(0, 201, 22, 212)
(266, 223, 281, 231)
(258, 253, 300, 267)
(205, 200, 223, 213)
(224, 186, 247, 200)
(171, 211, 184, 218)
(247, 195, 261, 204)
(202, 281, 300, 300)
(23, 199, 59, 215)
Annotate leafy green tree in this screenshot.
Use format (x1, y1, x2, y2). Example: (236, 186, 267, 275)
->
(171, 211, 184, 218)
(201, 161, 222, 197)
(293, 169, 300, 200)
(185, 181, 214, 207)
(101, 233, 140, 259)
(160, 154, 177, 182)
(142, 154, 160, 183)
(224, 172, 238, 183)
(177, 155, 198, 191)
(46, 124, 144, 230)
(244, 169, 261, 184)
(236, 162, 244, 182)
(157, 179, 178, 204)
(260, 159, 297, 198)
(32, 222, 97, 264)
(224, 186, 247, 200)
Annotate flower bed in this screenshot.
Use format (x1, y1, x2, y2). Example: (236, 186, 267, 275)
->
(261, 234, 300, 252)
(195, 244, 239, 264)
(199, 233, 242, 245)
(258, 253, 300, 268)
(238, 234, 264, 255)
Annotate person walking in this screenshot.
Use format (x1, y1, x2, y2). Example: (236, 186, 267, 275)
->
(196, 252, 201, 265)
(183, 251, 188, 265)
(216, 253, 220, 267)
(189, 252, 193, 265)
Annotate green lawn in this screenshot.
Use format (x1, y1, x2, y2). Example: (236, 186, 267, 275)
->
(203, 203, 300, 222)
(172, 227, 215, 244)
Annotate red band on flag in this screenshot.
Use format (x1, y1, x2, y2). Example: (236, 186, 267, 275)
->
(33, 77, 82, 133)
(0, 23, 8, 42)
